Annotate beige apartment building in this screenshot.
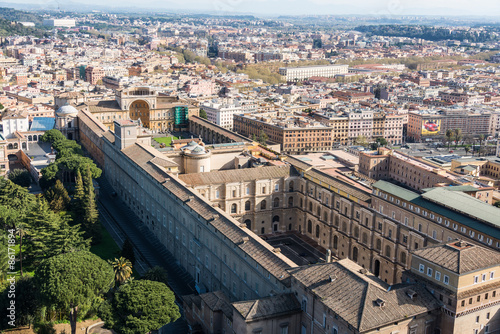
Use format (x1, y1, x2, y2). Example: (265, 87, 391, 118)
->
(407, 240, 500, 334)
(407, 109, 493, 142)
(233, 113, 334, 154)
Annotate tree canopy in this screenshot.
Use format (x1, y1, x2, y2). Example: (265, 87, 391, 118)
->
(100, 280, 180, 334)
(35, 251, 114, 334)
(8, 169, 32, 188)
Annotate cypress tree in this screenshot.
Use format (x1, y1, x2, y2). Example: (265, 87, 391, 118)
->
(73, 169, 85, 224)
(45, 180, 71, 212)
(82, 166, 101, 244)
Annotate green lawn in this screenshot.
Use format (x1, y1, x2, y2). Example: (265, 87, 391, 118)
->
(90, 225, 121, 261)
(153, 136, 179, 146)
(90, 225, 140, 278)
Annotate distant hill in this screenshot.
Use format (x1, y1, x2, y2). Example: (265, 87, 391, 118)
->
(0, 7, 43, 25)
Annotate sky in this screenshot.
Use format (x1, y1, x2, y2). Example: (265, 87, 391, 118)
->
(11, 0, 500, 16)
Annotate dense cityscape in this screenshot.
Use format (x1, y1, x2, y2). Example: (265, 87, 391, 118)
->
(0, 2, 500, 334)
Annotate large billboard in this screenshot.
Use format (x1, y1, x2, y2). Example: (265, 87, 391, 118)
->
(421, 119, 441, 135)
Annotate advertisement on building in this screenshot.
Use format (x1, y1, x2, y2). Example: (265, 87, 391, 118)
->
(421, 119, 441, 135)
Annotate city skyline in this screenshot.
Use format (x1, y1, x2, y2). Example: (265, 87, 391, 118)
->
(8, 0, 500, 16)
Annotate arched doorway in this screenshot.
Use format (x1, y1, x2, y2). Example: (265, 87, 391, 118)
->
(272, 216, 280, 233)
(352, 247, 358, 262)
(129, 100, 151, 127)
(374, 259, 380, 277)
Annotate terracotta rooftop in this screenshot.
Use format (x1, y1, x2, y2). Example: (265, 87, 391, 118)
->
(288, 259, 440, 332)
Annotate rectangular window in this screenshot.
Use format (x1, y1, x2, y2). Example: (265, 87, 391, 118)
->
(444, 275, 449, 285)
(275, 184, 279, 192)
(419, 264, 425, 273)
(435, 271, 441, 281)
(427, 268, 433, 277)
(491, 272, 495, 279)
(474, 276, 479, 284)
(482, 274, 487, 282)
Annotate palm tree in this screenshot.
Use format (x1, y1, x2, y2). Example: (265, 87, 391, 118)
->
(464, 145, 470, 156)
(454, 129, 462, 148)
(445, 129, 454, 150)
(109, 257, 133, 285)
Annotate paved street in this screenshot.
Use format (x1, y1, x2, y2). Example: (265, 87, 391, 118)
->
(97, 176, 196, 333)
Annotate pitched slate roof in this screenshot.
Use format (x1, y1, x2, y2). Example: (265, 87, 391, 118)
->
(178, 165, 294, 186)
(115, 142, 297, 281)
(232, 293, 301, 322)
(288, 260, 440, 332)
(413, 240, 500, 274)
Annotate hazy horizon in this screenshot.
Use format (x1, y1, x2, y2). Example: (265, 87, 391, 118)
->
(8, 0, 500, 17)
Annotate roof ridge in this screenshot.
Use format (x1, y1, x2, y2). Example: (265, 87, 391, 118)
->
(246, 299, 259, 319)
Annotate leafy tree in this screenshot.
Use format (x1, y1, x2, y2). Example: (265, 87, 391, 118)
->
(44, 180, 71, 212)
(34, 251, 114, 334)
(142, 266, 168, 285)
(445, 129, 454, 149)
(41, 129, 65, 144)
(494, 201, 500, 208)
(377, 138, 388, 147)
(8, 169, 31, 188)
(100, 280, 180, 334)
(354, 135, 368, 147)
(73, 169, 85, 218)
(109, 257, 133, 285)
(14, 276, 41, 328)
(199, 108, 208, 119)
(0, 230, 8, 283)
(258, 130, 268, 145)
(41, 154, 101, 187)
(121, 238, 135, 266)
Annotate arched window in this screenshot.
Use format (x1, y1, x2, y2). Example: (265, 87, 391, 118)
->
(21, 142, 27, 150)
(376, 239, 381, 250)
(7, 144, 13, 150)
(231, 204, 237, 214)
(261, 227, 265, 234)
(315, 225, 320, 238)
(385, 245, 392, 258)
(289, 181, 294, 192)
(28, 135, 32, 141)
(333, 235, 338, 249)
(244, 219, 251, 229)
(261, 200, 266, 210)
(307, 220, 312, 234)
(400, 252, 406, 265)
(245, 201, 251, 211)
(13, 143, 18, 149)
(353, 247, 358, 262)
(354, 227, 359, 238)
(288, 223, 292, 231)
(274, 197, 279, 208)
(288, 197, 294, 207)
(362, 233, 368, 244)
(272, 215, 280, 223)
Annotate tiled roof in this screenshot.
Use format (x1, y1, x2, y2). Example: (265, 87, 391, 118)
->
(115, 142, 297, 281)
(178, 165, 294, 186)
(288, 260, 440, 332)
(413, 241, 500, 274)
(78, 109, 109, 135)
(82, 100, 122, 113)
(373, 180, 500, 239)
(232, 293, 301, 321)
(200, 291, 233, 319)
